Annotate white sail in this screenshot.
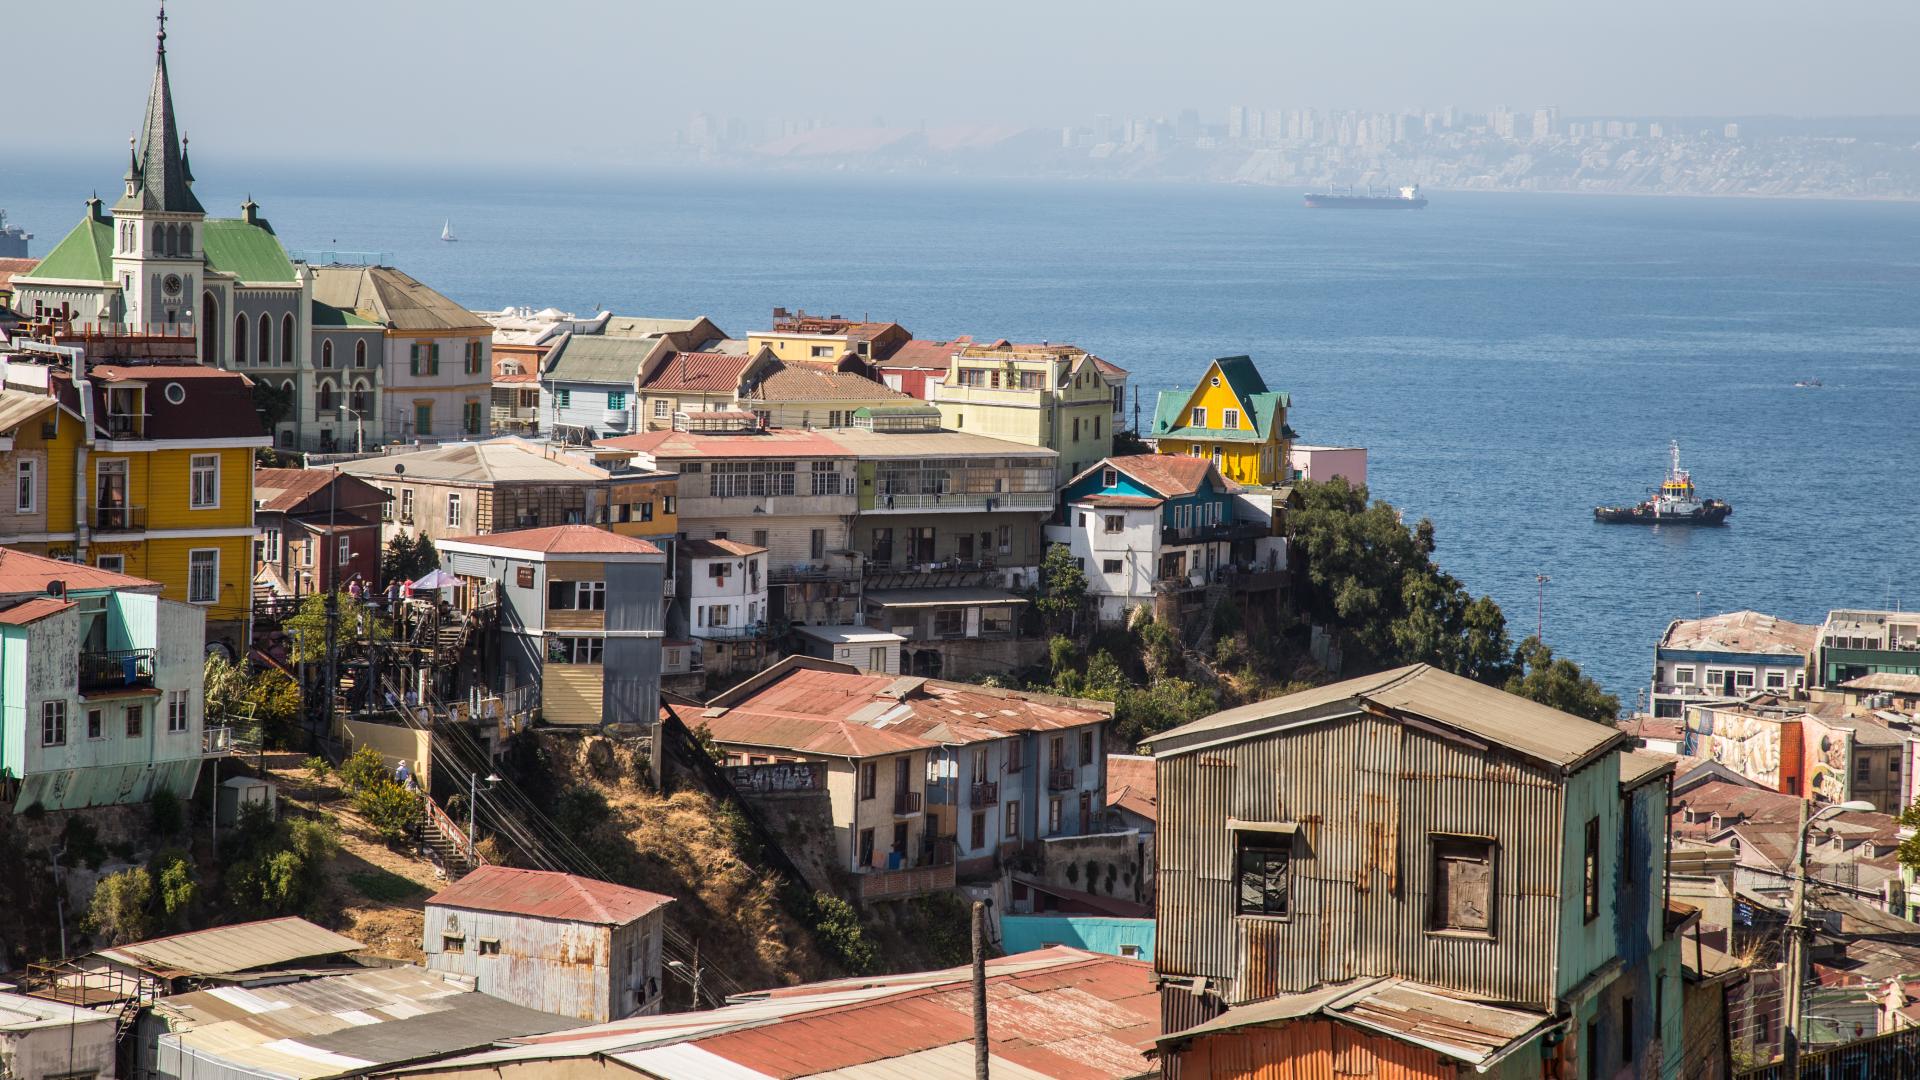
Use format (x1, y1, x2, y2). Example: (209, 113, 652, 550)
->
(441, 219, 457, 242)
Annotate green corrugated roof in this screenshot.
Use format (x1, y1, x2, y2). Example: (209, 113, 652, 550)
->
(202, 218, 297, 283)
(1152, 389, 1289, 443)
(29, 215, 114, 282)
(1213, 355, 1270, 400)
(311, 300, 380, 328)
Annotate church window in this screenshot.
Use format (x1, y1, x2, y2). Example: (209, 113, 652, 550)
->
(281, 315, 295, 368)
(180, 224, 192, 253)
(257, 314, 271, 365)
(354, 340, 368, 368)
(350, 382, 371, 413)
(321, 341, 334, 368)
(234, 315, 249, 365)
(317, 381, 335, 413)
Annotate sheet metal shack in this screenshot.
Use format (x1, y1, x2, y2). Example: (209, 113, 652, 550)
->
(1143, 664, 1687, 1079)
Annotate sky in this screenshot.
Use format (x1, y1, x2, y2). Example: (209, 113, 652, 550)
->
(12, 0, 1920, 170)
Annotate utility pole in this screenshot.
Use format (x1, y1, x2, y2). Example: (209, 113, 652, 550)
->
(972, 900, 990, 1079)
(1535, 573, 1550, 642)
(49, 845, 67, 958)
(322, 482, 340, 752)
(1783, 798, 1809, 1072)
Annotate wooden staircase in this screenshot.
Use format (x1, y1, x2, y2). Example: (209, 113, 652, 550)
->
(420, 794, 484, 881)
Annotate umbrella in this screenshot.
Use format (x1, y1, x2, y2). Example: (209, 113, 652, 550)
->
(411, 569, 459, 591)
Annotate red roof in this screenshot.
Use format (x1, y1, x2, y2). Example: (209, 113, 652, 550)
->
(1090, 355, 1129, 379)
(443, 524, 661, 556)
(0, 548, 157, 594)
(1105, 754, 1156, 824)
(679, 659, 1110, 759)
(427, 865, 674, 925)
(1101, 454, 1217, 498)
(600, 427, 853, 460)
(681, 538, 765, 558)
(1080, 494, 1161, 509)
(0, 257, 38, 293)
(0, 597, 74, 625)
(881, 337, 966, 370)
(638, 351, 755, 392)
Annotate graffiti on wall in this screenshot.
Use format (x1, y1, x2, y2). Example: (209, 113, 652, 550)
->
(1690, 707, 1785, 790)
(1800, 717, 1855, 805)
(729, 761, 826, 795)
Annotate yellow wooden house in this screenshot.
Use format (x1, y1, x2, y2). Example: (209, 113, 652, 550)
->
(0, 354, 268, 656)
(1149, 355, 1293, 487)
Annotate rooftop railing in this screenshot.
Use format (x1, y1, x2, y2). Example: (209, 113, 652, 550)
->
(79, 649, 155, 693)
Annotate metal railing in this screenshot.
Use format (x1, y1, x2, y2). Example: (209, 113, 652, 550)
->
(79, 649, 155, 692)
(93, 504, 146, 532)
(1047, 766, 1075, 792)
(768, 563, 863, 584)
(202, 725, 234, 756)
(697, 623, 769, 641)
(104, 414, 144, 438)
(969, 781, 999, 807)
(1161, 521, 1270, 546)
(871, 491, 1055, 512)
(894, 790, 923, 815)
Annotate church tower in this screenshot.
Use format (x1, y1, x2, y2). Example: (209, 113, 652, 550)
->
(110, 3, 207, 335)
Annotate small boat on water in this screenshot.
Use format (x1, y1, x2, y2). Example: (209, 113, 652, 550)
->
(1794, 377, 1822, 388)
(441, 219, 458, 242)
(1595, 441, 1731, 526)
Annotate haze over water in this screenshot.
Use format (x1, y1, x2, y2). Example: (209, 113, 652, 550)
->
(7, 163, 1918, 702)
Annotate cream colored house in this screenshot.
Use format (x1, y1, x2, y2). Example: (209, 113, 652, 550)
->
(929, 342, 1118, 482)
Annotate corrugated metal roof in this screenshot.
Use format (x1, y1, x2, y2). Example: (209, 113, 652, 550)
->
(545, 334, 655, 386)
(390, 948, 1153, 1080)
(0, 597, 74, 625)
(0, 388, 56, 433)
(442, 525, 661, 557)
(1843, 672, 1920, 694)
(743, 363, 913, 404)
(1619, 749, 1675, 790)
(426, 865, 674, 925)
(99, 916, 363, 976)
(819, 428, 1058, 460)
(1144, 664, 1626, 772)
(638, 350, 755, 392)
(0, 547, 158, 595)
(601, 427, 853, 461)
(1659, 610, 1818, 656)
(338, 438, 611, 484)
(864, 587, 1028, 609)
(312, 265, 491, 332)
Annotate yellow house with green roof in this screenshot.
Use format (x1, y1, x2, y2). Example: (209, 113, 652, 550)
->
(1149, 355, 1293, 487)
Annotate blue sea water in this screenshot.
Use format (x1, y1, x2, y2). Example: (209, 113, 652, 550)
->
(5, 161, 1919, 702)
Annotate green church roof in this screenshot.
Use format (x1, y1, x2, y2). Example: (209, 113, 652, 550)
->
(30, 215, 115, 282)
(202, 218, 297, 283)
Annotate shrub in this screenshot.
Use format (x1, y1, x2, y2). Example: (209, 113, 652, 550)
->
(150, 788, 184, 837)
(62, 815, 109, 870)
(808, 892, 877, 974)
(86, 867, 153, 945)
(225, 813, 337, 917)
(154, 848, 196, 928)
(353, 781, 423, 845)
(302, 755, 331, 776)
(338, 745, 389, 795)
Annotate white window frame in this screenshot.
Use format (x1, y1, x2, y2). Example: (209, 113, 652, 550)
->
(262, 528, 281, 563)
(189, 454, 220, 509)
(1190, 406, 1206, 427)
(96, 555, 124, 574)
(167, 689, 190, 733)
(337, 535, 351, 567)
(187, 548, 219, 604)
(1671, 666, 1695, 685)
(447, 492, 463, 529)
(653, 398, 671, 419)
(41, 701, 67, 747)
(1223, 408, 1240, 429)
(381, 486, 394, 522)
(15, 458, 34, 513)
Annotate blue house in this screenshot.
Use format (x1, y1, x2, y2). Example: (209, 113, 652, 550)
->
(1049, 455, 1282, 625)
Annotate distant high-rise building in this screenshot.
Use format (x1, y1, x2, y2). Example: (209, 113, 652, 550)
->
(1606, 120, 1625, 139)
(1723, 122, 1741, 139)
(1227, 105, 1250, 140)
(1532, 106, 1559, 140)
(1647, 122, 1665, 139)
(1175, 108, 1200, 141)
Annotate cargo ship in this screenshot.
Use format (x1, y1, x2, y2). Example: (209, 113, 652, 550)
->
(1304, 184, 1428, 209)
(1594, 441, 1731, 526)
(0, 210, 29, 259)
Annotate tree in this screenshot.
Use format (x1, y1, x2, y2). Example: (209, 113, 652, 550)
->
(154, 849, 197, 930)
(1034, 544, 1087, 631)
(253, 380, 294, 432)
(353, 781, 423, 845)
(206, 654, 302, 748)
(224, 808, 337, 917)
(283, 591, 390, 666)
(338, 745, 391, 794)
(1504, 636, 1621, 722)
(381, 532, 439, 586)
(86, 868, 153, 945)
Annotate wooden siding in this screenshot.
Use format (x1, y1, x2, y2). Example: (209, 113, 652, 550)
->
(1168, 1019, 1453, 1080)
(543, 662, 605, 726)
(1155, 712, 1568, 1013)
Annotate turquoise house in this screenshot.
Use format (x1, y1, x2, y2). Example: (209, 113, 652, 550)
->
(1002, 914, 1155, 962)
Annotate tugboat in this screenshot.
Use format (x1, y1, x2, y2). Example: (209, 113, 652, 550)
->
(1594, 441, 1731, 526)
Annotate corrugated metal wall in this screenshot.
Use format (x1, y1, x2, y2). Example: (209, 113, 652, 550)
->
(1155, 712, 1570, 1014)
(1167, 1018, 1452, 1080)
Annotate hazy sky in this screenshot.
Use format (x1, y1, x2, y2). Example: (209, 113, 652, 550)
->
(16, 0, 1919, 168)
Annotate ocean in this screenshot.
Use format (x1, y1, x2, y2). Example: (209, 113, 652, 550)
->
(5, 161, 1919, 703)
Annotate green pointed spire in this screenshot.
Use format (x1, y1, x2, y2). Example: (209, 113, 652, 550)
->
(114, 1, 204, 215)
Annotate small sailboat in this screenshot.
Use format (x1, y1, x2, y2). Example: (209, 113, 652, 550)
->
(441, 219, 458, 243)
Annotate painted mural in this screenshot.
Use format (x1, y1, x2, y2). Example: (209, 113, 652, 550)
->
(1688, 706, 1786, 790)
(1800, 716, 1856, 805)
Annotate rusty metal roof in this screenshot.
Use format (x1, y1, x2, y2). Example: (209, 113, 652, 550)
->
(97, 916, 363, 977)
(1144, 664, 1627, 773)
(1158, 977, 1556, 1069)
(1619, 749, 1674, 790)
(426, 865, 674, 926)
(384, 947, 1155, 1079)
(1659, 610, 1818, 656)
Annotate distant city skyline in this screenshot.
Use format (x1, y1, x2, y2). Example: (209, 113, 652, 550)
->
(8, 0, 1919, 170)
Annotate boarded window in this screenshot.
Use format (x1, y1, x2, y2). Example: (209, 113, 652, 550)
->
(1430, 835, 1494, 933)
(1234, 834, 1290, 917)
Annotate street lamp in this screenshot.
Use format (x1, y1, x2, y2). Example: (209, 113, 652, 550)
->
(1783, 798, 1876, 1067)
(468, 771, 501, 863)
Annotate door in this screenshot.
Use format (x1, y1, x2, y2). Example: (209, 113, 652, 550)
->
(96, 460, 128, 529)
(891, 821, 910, 867)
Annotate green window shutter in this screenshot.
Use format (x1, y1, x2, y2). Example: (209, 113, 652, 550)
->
(430, 344, 441, 375)
(409, 343, 420, 376)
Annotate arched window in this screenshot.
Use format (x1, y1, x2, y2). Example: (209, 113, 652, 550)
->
(281, 314, 295, 369)
(179, 224, 192, 254)
(166, 223, 180, 257)
(317, 381, 335, 413)
(257, 313, 271, 365)
(321, 340, 334, 368)
(201, 292, 219, 365)
(350, 381, 371, 414)
(234, 314, 249, 365)
(354, 340, 368, 368)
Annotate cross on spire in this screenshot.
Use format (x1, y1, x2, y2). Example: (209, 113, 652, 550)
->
(157, 1, 167, 52)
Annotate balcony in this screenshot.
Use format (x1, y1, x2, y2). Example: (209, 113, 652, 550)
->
(969, 780, 999, 808)
(768, 563, 863, 584)
(1161, 521, 1270, 547)
(857, 860, 957, 901)
(894, 789, 923, 816)
(93, 505, 146, 532)
(695, 623, 770, 642)
(675, 493, 854, 520)
(1047, 766, 1075, 792)
(79, 649, 155, 694)
(870, 491, 1055, 514)
(203, 726, 234, 756)
(103, 414, 145, 439)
